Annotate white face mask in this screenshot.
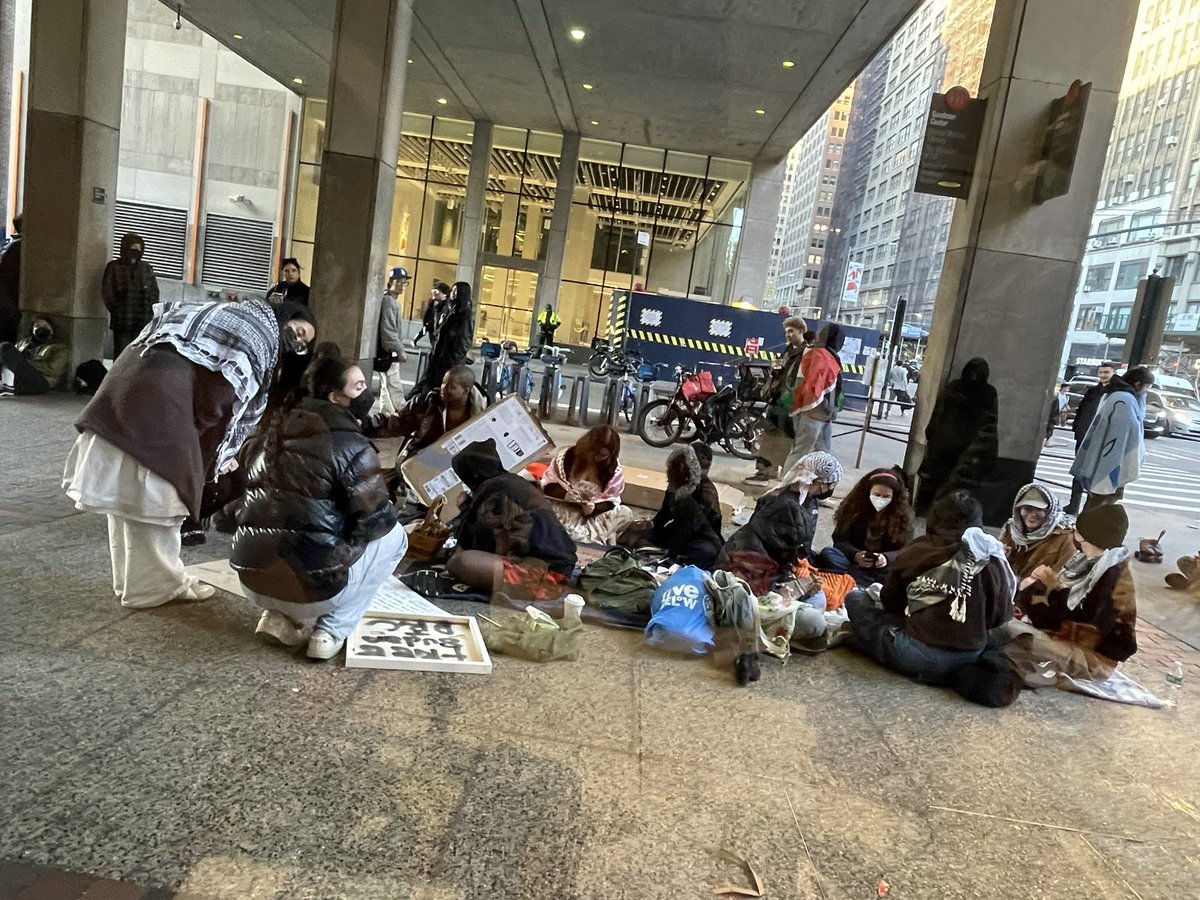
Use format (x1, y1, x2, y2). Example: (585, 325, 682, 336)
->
(870, 495, 892, 512)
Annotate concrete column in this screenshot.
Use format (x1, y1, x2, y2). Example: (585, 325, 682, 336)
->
(21, 0, 127, 367)
(904, 0, 1138, 523)
(455, 120, 492, 286)
(0, 0, 13, 230)
(534, 131, 580, 339)
(309, 0, 413, 358)
(729, 157, 786, 306)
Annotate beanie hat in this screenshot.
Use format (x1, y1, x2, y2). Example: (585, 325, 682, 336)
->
(1076, 504, 1128, 550)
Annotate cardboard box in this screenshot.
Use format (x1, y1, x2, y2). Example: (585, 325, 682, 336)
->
(619, 465, 744, 522)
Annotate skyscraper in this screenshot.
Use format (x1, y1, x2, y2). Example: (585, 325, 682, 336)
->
(767, 87, 854, 317)
(813, 0, 994, 332)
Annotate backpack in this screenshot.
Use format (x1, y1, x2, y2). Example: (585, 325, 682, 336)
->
(577, 548, 659, 625)
(645, 565, 715, 655)
(74, 359, 108, 396)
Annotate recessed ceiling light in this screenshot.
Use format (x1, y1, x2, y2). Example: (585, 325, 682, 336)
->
(754, 108, 767, 115)
(292, 77, 304, 85)
(782, 60, 795, 68)
(590, 120, 599, 126)
(407, 58, 413, 64)
(569, 27, 586, 42)
(582, 82, 594, 90)
(232, 33, 244, 40)
(437, 97, 448, 105)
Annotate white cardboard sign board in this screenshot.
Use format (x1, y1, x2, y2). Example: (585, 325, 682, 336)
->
(399, 394, 553, 508)
(345, 612, 493, 674)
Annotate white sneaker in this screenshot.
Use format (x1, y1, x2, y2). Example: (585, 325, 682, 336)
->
(256, 610, 305, 647)
(180, 580, 216, 601)
(306, 629, 345, 660)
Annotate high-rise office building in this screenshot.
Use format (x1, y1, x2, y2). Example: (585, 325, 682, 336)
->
(766, 87, 854, 318)
(814, 0, 994, 332)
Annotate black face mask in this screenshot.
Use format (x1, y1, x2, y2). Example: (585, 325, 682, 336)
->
(281, 327, 309, 355)
(349, 389, 375, 423)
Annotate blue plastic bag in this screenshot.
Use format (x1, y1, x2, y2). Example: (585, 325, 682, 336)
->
(645, 565, 715, 655)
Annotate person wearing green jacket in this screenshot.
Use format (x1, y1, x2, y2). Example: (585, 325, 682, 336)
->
(0, 317, 69, 395)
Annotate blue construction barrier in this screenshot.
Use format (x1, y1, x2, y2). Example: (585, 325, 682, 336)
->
(610, 291, 883, 409)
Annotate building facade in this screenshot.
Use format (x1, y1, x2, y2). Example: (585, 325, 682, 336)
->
(813, 0, 994, 335)
(1061, 0, 1200, 382)
(767, 87, 854, 318)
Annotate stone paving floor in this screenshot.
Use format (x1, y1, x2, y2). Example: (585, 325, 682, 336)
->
(2, 393, 1199, 899)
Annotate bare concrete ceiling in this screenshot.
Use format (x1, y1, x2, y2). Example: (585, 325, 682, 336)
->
(174, 0, 923, 161)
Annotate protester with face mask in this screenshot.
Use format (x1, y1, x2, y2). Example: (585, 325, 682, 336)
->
(817, 467, 914, 587)
(0, 317, 69, 395)
(63, 297, 316, 609)
(232, 355, 405, 660)
(1005, 503, 1136, 682)
(102, 232, 160, 358)
(717, 451, 843, 594)
(1000, 483, 1076, 582)
(846, 490, 1015, 684)
(1071, 366, 1154, 512)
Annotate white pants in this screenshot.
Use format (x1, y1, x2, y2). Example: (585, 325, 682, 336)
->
(379, 363, 407, 416)
(107, 513, 191, 608)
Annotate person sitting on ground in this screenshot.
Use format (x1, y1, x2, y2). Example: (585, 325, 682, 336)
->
(1000, 483, 1076, 582)
(232, 355, 406, 661)
(541, 423, 634, 544)
(447, 438, 577, 597)
(650, 445, 723, 569)
(845, 490, 1015, 684)
(0, 317, 69, 396)
(717, 451, 843, 594)
(1004, 503, 1136, 682)
(395, 364, 487, 463)
(689, 441, 724, 534)
(817, 467, 914, 587)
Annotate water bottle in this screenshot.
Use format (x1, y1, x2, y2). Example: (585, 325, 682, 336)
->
(562, 593, 585, 629)
(1165, 660, 1184, 709)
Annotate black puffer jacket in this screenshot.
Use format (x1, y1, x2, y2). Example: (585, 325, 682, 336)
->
(232, 398, 397, 603)
(451, 438, 577, 576)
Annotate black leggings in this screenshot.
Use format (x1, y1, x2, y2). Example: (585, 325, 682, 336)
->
(0, 343, 50, 394)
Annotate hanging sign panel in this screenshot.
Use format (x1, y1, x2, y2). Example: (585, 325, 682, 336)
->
(915, 86, 987, 199)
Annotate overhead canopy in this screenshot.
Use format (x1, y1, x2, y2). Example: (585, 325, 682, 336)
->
(174, 0, 925, 161)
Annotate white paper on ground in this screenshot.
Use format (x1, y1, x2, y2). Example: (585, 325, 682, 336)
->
(368, 577, 447, 616)
(185, 558, 245, 598)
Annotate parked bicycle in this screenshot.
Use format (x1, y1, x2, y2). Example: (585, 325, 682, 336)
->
(635, 362, 767, 459)
(588, 336, 643, 378)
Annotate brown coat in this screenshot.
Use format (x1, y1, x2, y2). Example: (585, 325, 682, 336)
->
(1017, 559, 1137, 663)
(1000, 525, 1076, 582)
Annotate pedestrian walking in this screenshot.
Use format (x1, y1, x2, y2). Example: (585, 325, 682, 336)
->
(1065, 364, 1114, 514)
(1071, 367, 1154, 512)
(375, 266, 410, 416)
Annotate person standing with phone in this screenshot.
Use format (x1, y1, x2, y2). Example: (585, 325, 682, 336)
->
(265, 258, 310, 307)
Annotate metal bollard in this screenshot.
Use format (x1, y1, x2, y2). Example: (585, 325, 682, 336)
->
(566, 373, 591, 426)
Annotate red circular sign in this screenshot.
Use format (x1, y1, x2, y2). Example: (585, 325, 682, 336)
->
(944, 85, 972, 113)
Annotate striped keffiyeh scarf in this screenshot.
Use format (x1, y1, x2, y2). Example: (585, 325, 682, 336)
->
(132, 299, 280, 474)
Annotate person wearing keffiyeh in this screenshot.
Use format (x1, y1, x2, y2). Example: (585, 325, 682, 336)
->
(62, 298, 316, 610)
(1000, 483, 1076, 582)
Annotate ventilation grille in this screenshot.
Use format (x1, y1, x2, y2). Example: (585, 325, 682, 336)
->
(201, 214, 276, 297)
(112, 201, 187, 280)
